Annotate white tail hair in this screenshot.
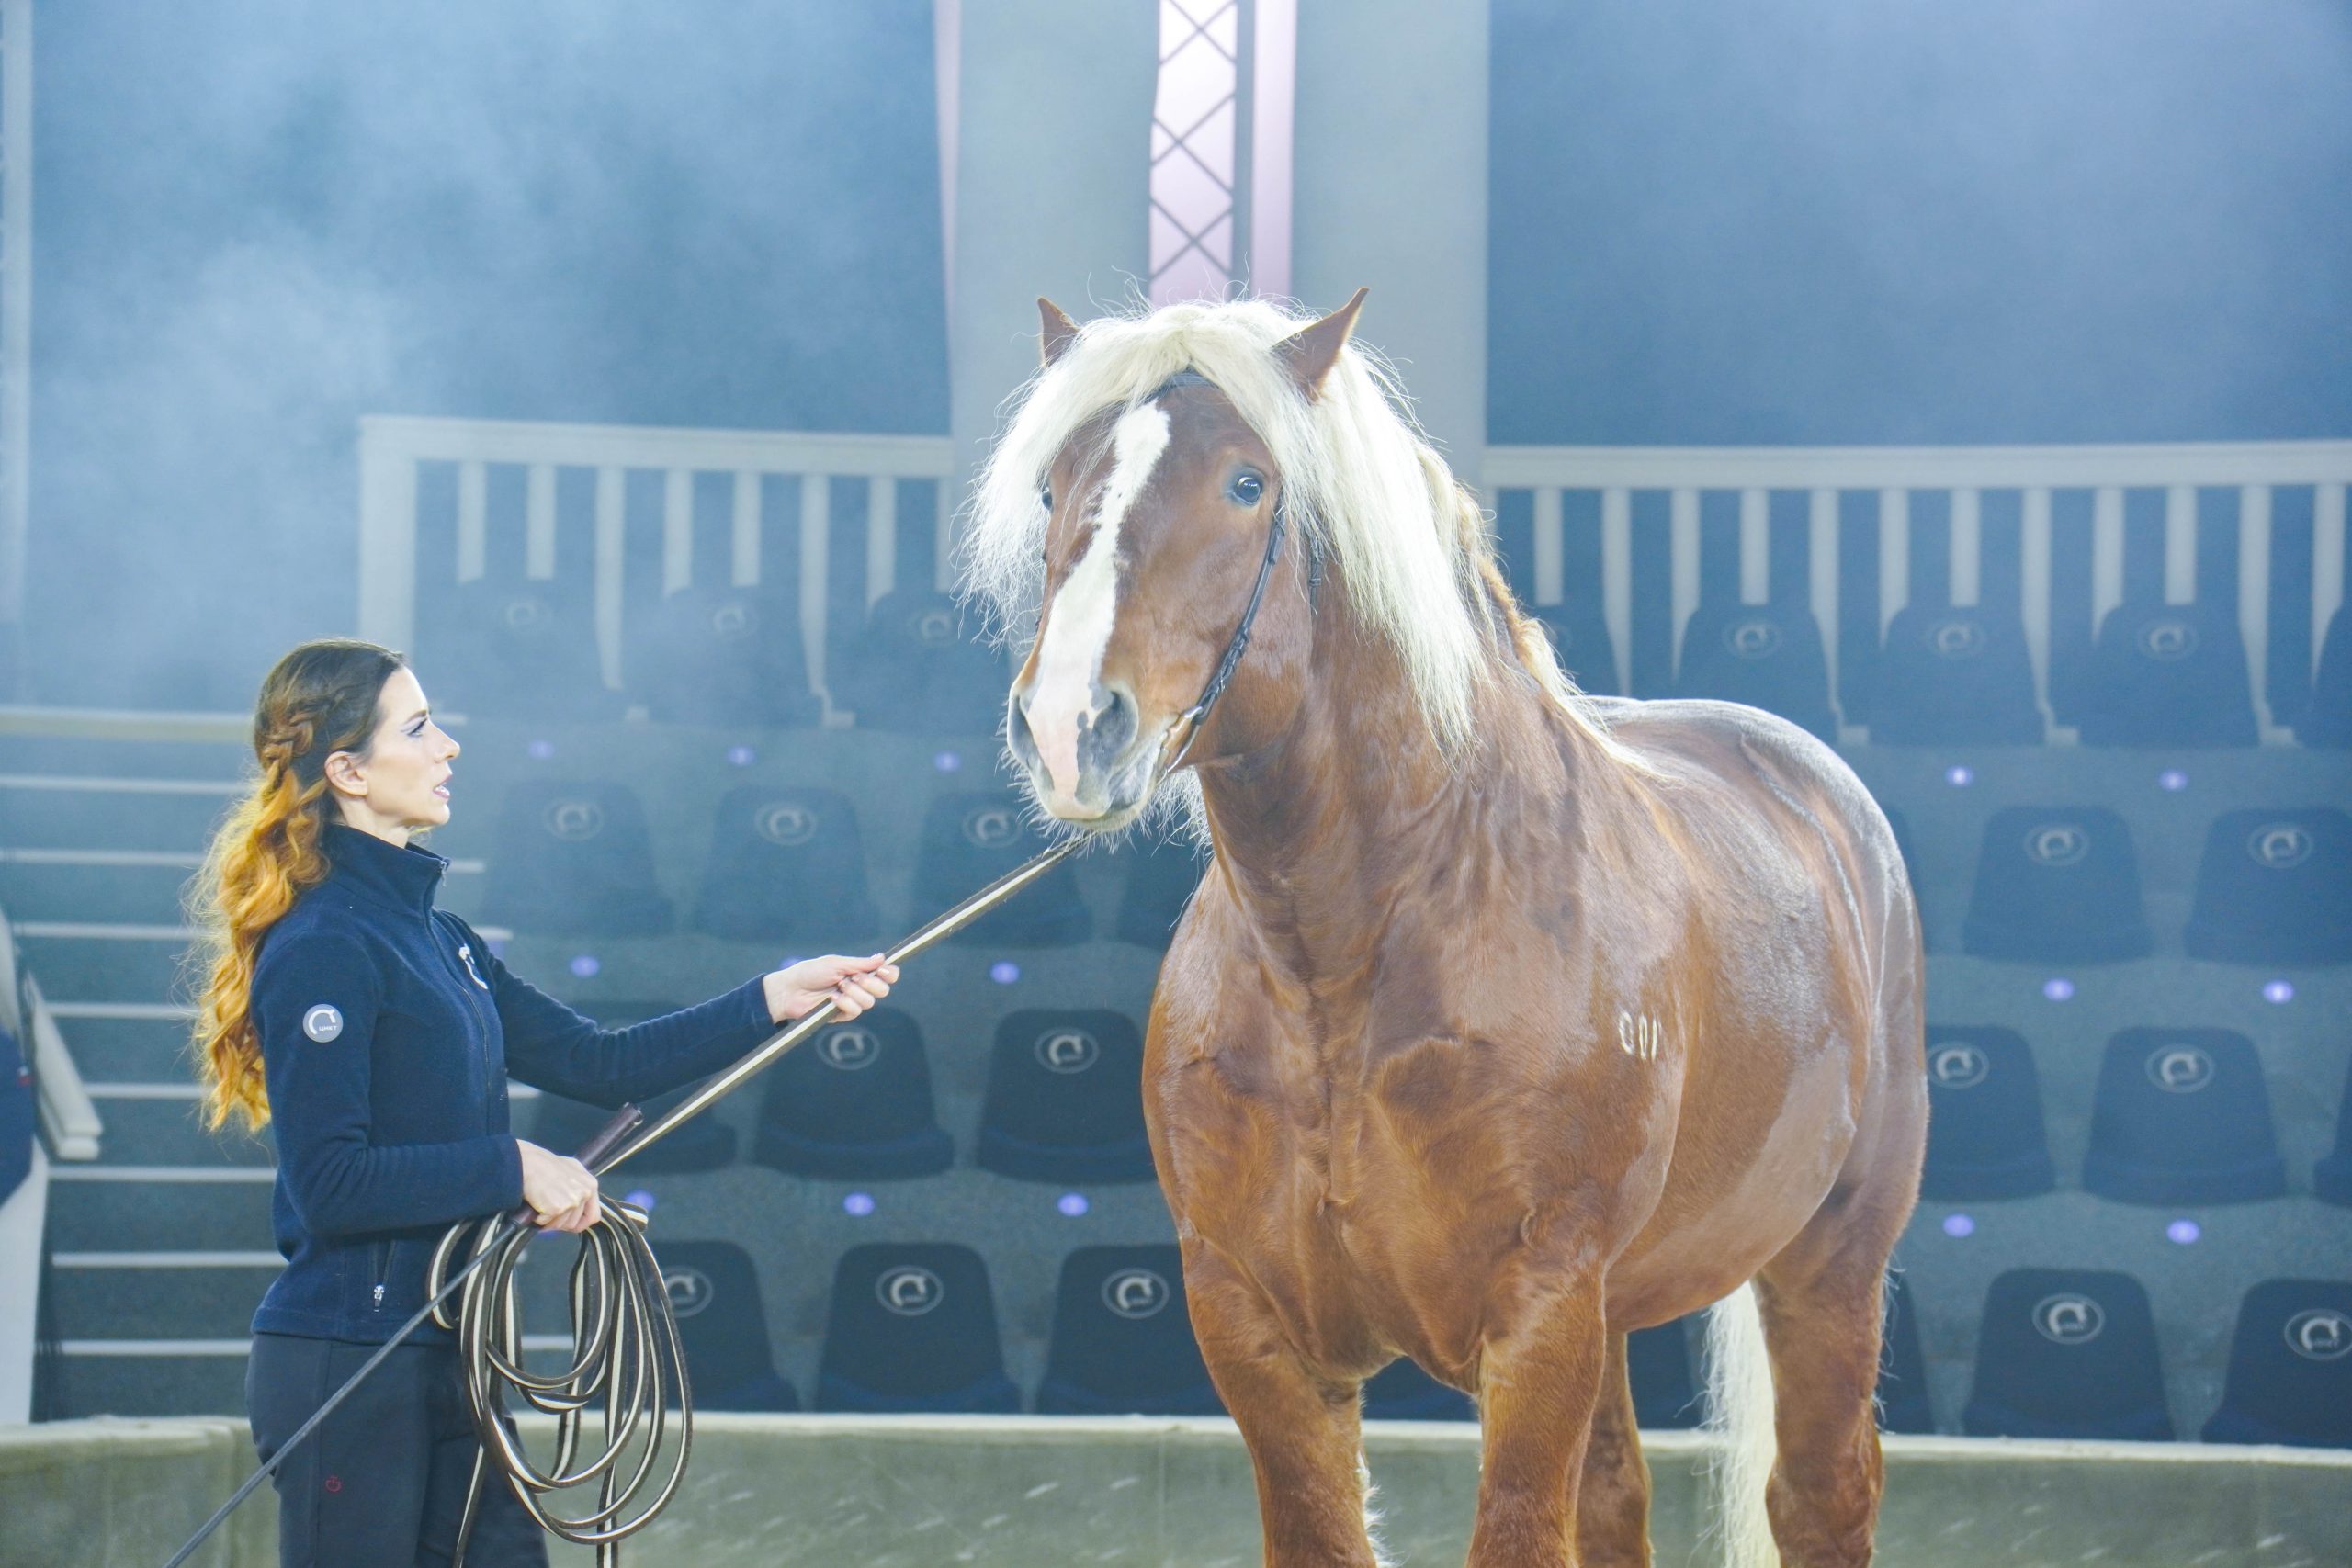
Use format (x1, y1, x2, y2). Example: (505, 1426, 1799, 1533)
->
(1702, 1284, 1779, 1568)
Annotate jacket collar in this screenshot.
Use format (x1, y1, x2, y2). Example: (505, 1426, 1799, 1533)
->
(323, 821, 447, 916)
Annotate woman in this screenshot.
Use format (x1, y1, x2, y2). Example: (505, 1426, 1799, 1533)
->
(189, 638, 896, 1567)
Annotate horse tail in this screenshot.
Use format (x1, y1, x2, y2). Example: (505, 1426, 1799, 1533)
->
(1702, 1283, 1779, 1568)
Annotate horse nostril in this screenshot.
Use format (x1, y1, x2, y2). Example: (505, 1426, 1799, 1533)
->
(1091, 685, 1137, 756)
(1007, 694, 1041, 764)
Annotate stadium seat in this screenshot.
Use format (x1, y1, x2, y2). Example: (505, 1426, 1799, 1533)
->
(533, 1001, 737, 1171)
(629, 583, 820, 728)
(1868, 604, 2044, 745)
(1362, 1358, 1473, 1421)
(752, 1008, 954, 1180)
(1627, 1318, 1701, 1429)
(815, 1243, 1021, 1413)
(2076, 598, 2257, 748)
(2182, 807, 2352, 966)
(1961, 1268, 2171, 1440)
(1878, 1269, 1936, 1435)
(976, 1009, 1154, 1184)
(2298, 604, 2352, 748)
(833, 588, 1009, 734)
(1528, 598, 1622, 696)
(2082, 1027, 2285, 1205)
(910, 792, 1090, 946)
(435, 574, 619, 722)
(1672, 599, 1839, 742)
(651, 1241, 797, 1411)
(1920, 1026, 2056, 1201)
(2316, 1061, 2352, 1208)
(1114, 824, 1209, 949)
(692, 785, 878, 945)
(2200, 1279, 2352, 1447)
(1960, 806, 2152, 963)
(481, 779, 673, 936)
(1035, 1245, 1221, 1415)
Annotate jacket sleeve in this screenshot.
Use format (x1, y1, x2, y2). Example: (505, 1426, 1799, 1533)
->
(254, 926, 523, 1237)
(458, 921, 778, 1109)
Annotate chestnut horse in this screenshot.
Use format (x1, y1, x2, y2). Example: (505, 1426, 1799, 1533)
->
(964, 292, 1926, 1568)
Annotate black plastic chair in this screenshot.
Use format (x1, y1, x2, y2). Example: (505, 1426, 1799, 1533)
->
(1035, 1246, 1221, 1415)
(752, 1008, 954, 1180)
(815, 1243, 1021, 1413)
(1878, 1270, 1936, 1435)
(1960, 806, 2152, 963)
(2182, 807, 2352, 966)
(2076, 599, 2256, 749)
(910, 792, 1090, 947)
(629, 583, 820, 728)
(2298, 604, 2352, 748)
(481, 780, 673, 936)
(2082, 1027, 2285, 1205)
(692, 785, 878, 945)
(652, 1241, 797, 1411)
(1529, 599, 1623, 696)
(435, 575, 620, 723)
(976, 1009, 1153, 1184)
(1673, 599, 1839, 742)
(2200, 1279, 2352, 1448)
(833, 589, 1009, 734)
(2316, 1060, 2352, 1208)
(534, 1006, 738, 1174)
(1921, 1026, 2056, 1201)
(1869, 604, 2043, 745)
(1114, 825, 1209, 950)
(1961, 1268, 2170, 1440)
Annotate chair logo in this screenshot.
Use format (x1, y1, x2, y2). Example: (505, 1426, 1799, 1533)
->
(2023, 824, 2089, 866)
(543, 798, 606, 840)
(875, 1264, 945, 1316)
(708, 602, 752, 640)
(2283, 1308, 2352, 1363)
(755, 801, 819, 846)
(817, 1025, 882, 1071)
(1101, 1268, 1173, 1320)
(2135, 619, 2198, 661)
(1035, 1029, 1101, 1074)
(1927, 618, 1985, 659)
(2144, 1045, 2215, 1094)
(662, 1266, 715, 1319)
(301, 1004, 344, 1043)
(1928, 1043, 1990, 1089)
(1723, 618, 1782, 660)
(2245, 824, 2313, 870)
(963, 806, 1021, 849)
(2032, 1292, 2106, 1345)
(914, 608, 957, 646)
(503, 595, 551, 632)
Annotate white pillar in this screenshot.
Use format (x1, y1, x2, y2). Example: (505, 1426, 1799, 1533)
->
(946, 2, 1157, 524)
(1289, 0, 1488, 491)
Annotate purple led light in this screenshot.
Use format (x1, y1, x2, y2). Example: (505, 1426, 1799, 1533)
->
(623, 1189, 656, 1212)
(2158, 769, 2188, 793)
(568, 954, 601, 979)
(527, 739, 555, 760)
(487, 938, 507, 960)
(1944, 764, 1974, 788)
(1057, 1193, 1090, 1217)
(989, 961, 1022, 985)
(2041, 977, 2075, 1002)
(727, 744, 756, 767)
(2263, 980, 2295, 1005)
(780, 955, 806, 970)
(933, 750, 962, 773)
(2166, 1219, 2201, 1245)
(842, 1192, 876, 1217)
(1941, 1213, 1975, 1238)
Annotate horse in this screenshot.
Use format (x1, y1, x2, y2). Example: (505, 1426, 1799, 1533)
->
(961, 290, 1927, 1568)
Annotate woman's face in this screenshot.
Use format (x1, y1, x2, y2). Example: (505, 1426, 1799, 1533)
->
(326, 666, 461, 839)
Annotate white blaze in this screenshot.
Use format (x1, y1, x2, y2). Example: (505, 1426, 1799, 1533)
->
(1027, 402, 1170, 800)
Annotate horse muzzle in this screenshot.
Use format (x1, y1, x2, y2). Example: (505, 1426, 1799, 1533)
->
(1008, 683, 1159, 826)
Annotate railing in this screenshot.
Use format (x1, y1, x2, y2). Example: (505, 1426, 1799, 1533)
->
(1486, 441, 2352, 742)
(356, 416, 960, 717)
(2, 899, 99, 1162)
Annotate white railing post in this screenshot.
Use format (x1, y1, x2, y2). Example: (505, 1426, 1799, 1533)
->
(1737, 488, 1768, 604)
(1600, 488, 1632, 694)
(866, 477, 898, 607)
(799, 473, 833, 714)
(2315, 484, 2346, 686)
(2021, 487, 2056, 732)
(593, 468, 626, 690)
(729, 470, 762, 588)
(1876, 489, 1907, 637)
(1532, 487, 1564, 607)
(1668, 489, 1700, 676)
(356, 423, 418, 653)
(1951, 487, 1981, 608)
(2240, 484, 2275, 739)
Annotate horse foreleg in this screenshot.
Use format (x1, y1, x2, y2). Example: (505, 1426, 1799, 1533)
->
(1575, 1332, 1651, 1568)
(1466, 1267, 1607, 1568)
(1187, 1261, 1384, 1568)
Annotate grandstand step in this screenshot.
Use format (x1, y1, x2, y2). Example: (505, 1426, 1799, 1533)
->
(45, 1009, 195, 1081)
(45, 1254, 283, 1340)
(0, 773, 240, 847)
(84, 1089, 275, 1167)
(1, 732, 254, 779)
(48, 1345, 251, 1419)
(0, 852, 201, 924)
(45, 1168, 277, 1252)
(16, 928, 193, 1002)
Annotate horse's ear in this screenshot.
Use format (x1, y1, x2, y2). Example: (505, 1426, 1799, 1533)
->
(1038, 298, 1081, 368)
(1274, 287, 1368, 402)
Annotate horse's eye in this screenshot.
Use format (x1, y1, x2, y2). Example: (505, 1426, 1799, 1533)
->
(1040, 485, 1054, 513)
(1227, 472, 1263, 507)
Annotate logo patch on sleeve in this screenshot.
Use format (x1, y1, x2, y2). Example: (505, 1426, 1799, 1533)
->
(301, 1004, 345, 1043)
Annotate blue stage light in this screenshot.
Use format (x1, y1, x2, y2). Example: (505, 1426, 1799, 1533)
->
(842, 1192, 876, 1217)
(990, 961, 1022, 985)
(2158, 769, 2188, 792)
(1942, 1213, 1975, 1238)
(1057, 1193, 1090, 1217)
(1944, 764, 1974, 788)
(527, 739, 554, 760)
(2041, 977, 2075, 1001)
(727, 744, 756, 767)
(2166, 1219, 2200, 1245)
(2263, 980, 2295, 1005)
(623, 1190, 656, 1212)
(933, 750, 962, 773)
(568, 954, 601, 978)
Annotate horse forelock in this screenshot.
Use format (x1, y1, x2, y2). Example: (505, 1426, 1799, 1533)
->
(958, 297, 1622, 764)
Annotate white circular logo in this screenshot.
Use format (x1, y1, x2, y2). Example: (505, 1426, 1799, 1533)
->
(503, 595, 550, 632)
(914, 608, 956, 646)
(2024, 824, 2089, 867)
(1723, 618, 1782, 660)
(301, 1004, 344, 1043)
(2136, 619, 2199, 661)
(2246, 824, 2313, 870)
(1035, 1028, 1101, 1075)
(1100, 1268, 1172, 1320)
(2032, 1293, 2107, 1345)
(2283, 1308, 2352, 1363)
(708, 602, 752, 640)
(962, 806, 1021, 849)
(817, 1025, 882, 1071)
(662, 1266, 715, 1319)
(875, 1265, 945, 1317)
(754, 801, 819, 847)
(1928, 618, 1985, 659)
(542, 798, 605, 840)
(1928, 1043, 1990, 1089)
(2144, 1045, 2215, 1094)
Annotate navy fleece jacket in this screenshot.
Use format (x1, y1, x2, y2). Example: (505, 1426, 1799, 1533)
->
(249, 822, 777, 1342)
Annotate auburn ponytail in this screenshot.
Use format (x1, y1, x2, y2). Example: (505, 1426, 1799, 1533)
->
(186, 641, 406, 1132)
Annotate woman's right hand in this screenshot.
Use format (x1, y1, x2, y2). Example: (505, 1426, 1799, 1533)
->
(516, 1139, 602, 1232)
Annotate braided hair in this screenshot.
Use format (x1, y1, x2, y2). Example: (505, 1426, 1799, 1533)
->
(186, 640, 408, 1132)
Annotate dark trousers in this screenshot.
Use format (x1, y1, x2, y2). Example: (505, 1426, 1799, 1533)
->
(247, 1332, 549, 1568)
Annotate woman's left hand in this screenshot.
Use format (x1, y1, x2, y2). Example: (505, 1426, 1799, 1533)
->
(763, 953, 899, 1023)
